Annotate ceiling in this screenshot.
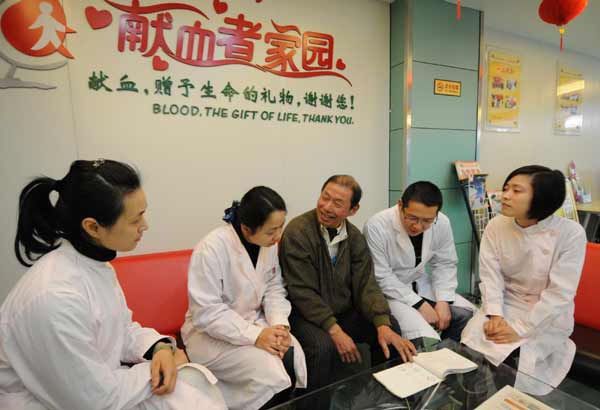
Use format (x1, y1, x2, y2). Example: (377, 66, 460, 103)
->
(444, 0, 600, 59)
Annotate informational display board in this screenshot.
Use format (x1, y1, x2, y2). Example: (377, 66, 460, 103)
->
(0, 0, 391, 302)
(554, 64, 584, 135)
(485, 48, 521, 132)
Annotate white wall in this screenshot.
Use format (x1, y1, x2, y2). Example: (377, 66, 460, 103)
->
(0, 0, 390, 302)
(0, 32, 79, 301)
(480, 28, 600, 195)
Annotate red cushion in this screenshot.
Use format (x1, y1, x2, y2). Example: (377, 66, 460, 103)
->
(112, 249, 192, 336)
(574, 243, 600, 330)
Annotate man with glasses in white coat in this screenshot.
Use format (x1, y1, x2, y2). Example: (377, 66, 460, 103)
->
(363, 181, 474, 343)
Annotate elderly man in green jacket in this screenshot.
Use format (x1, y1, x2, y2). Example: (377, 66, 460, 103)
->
(279, 175, 416, 400)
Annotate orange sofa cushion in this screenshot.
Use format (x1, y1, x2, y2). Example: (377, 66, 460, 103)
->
(112, 249, 192, 337)
(574, 243, 600, 330)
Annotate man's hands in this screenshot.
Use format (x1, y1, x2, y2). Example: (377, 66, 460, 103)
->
(328, 322, 417, 364)
(419, 301, 453, 331)
(483, 315, 521, 344)
(255, 326, 291, 358)
(377, 325, 417, 362)
(434, 301, 451, 331)
(329, 323, 362, 363)
(418, 301, 439, 328)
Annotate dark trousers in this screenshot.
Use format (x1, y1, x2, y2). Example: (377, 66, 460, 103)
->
(423, 298, 473, 342)
(290, 310, 402, 397)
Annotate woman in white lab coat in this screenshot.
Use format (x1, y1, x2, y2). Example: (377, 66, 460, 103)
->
(0, 159, 226, 410)
(182, 186, 307, 410)
(461, 165, 587, 393)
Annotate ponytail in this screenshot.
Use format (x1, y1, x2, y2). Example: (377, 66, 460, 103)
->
(14, 160, 141, 266)
(222, 200, 240, 225)
(14, 178, 62, 266)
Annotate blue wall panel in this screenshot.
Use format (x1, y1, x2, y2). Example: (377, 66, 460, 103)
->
(413, 0, 479, 70)
(412, 62, 478, 130)
(408, 128, 476, 189)
(390, 64, 404, 132)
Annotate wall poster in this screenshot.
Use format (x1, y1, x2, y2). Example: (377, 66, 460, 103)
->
(555, 64, 584, 135)
(485, 48, 521, 132)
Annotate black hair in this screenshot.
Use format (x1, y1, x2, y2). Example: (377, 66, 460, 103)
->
(401, 181, 443, 211)
(503, 165, 565, 221)
(223, 186, 286, 234)
(14, 159, 141, 267)
(321, 175, 362, 208)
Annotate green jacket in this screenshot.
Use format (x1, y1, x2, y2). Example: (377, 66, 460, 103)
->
(279, 209, 392, 331)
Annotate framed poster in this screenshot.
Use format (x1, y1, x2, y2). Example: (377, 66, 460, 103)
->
(555, 64, 584, 135)
(485, 48, 521, 132)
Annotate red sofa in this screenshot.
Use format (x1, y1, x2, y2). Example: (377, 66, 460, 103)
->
(112, 249, 192, 345)
(110, 243, 600, 388)
(570, 242, 600, 388)
(574, 242, 600, 330)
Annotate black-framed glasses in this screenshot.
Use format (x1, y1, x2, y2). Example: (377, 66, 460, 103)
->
(401, 210, 438, 227)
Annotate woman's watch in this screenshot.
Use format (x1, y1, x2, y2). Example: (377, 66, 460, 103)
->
(152, 341, 176, 357)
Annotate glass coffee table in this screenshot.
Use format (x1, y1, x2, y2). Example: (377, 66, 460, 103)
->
(272, 339, 600, 410)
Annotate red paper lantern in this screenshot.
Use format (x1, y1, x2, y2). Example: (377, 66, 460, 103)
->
(538, 0, 589, 51)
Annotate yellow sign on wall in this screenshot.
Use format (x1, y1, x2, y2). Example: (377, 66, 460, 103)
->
(434, 79, 461, 97)
(555, 65, 584, 135)
(486, 49, 521, 131)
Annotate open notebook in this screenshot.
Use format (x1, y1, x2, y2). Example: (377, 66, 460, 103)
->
(373, 348, 477, 398)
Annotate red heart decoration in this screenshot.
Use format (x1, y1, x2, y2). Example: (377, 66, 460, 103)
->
(152, 55, 169, 71)
(538, 0, 588, 26)
(213, 0, 228, 14)
(85, 6, 113, 30)
(336, 58, 346, 70)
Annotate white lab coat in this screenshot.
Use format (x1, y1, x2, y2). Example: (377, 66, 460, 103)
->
(461, 215, 587, 394)
(363, 206, 475, 340)
(181, 224, 307, 410)
(0, 241, 226, 410)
